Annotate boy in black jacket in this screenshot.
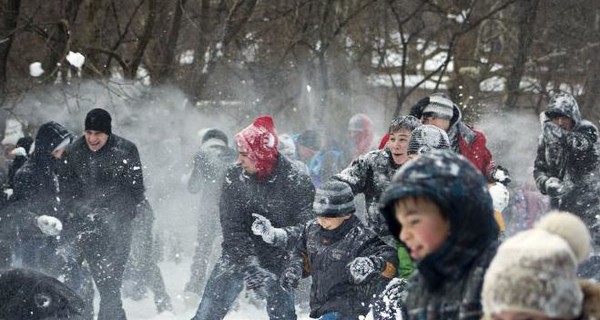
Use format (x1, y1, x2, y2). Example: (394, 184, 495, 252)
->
(279, 180, 397, 320)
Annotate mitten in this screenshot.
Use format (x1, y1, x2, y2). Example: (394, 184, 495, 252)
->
(347, 256, 385, 284)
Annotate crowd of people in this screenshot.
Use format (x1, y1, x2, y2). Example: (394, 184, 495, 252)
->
(1, 90, 600, 320)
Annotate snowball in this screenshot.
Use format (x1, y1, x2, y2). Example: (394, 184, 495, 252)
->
(29, 62, 44, 77)
(66, 51, 85, 69)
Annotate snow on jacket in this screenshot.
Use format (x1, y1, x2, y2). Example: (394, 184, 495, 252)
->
(333, 148, 400, 241)
(62, 134, 146, 223)
(219, 154, 315, 274)
(3, 122, 72, 238)
(379, 150, 500, 320)
(533, 93, 600, 228)
(410, 100, 496, 178)
(287, 215, 397, 318)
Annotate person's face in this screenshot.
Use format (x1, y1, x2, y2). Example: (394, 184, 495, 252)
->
(51, 147, 66, 159)
(388, 129, 411, 165)
(395, 196, 450, 260)
(349, 130, 363, 145)
(551, 115, 574, 131)
(491, 311, 561, 320)
(421, 114, 451, 131)
(297, 145, 317, 161)
(84, 130, 108, 152)
(316, 215, 351, 230)
(237, 146, 258, 174)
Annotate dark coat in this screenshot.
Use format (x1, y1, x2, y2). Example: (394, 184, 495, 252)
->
(219, 154, 315, 274)
(3, 122, 72, 238)
(533, 94, 599, 228)
(287, 215, 397, 318)
(380, 150, 499, 320)
(62, 134, 145, 227)
(333, 148, 400, 240)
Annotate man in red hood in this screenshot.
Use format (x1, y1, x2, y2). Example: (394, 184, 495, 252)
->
(192, 115, 315, 320)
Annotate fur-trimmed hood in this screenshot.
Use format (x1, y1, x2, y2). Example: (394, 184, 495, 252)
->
(580, 279, 600, 319)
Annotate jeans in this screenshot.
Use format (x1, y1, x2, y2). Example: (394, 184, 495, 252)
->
(192, 257, 297, 320)
(320, 312, 356, 320)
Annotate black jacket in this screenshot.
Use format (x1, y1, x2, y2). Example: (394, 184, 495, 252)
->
(3, 122, 72, 238)
(288, 215, 397, 318)
(534, 94, 599, 227)
(63, 134, 145, 225)
(333, 148, 400, 240)
(219, 154, 315, 274)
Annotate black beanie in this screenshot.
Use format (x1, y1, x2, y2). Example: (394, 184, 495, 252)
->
(297, 130, 321, 151)
(85, 108, 112, 135)
(313, 180, 356, 217)
(202, 128, 228, 145)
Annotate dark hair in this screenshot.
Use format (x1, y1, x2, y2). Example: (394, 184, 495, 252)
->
(202, 128, 228, 145)
(388, 115, 421, 133)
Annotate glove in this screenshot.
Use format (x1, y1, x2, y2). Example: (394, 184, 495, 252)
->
(280, 268, 301, 292)
(347, 256, 385, 284)
(545, 177, 566, 197)
(491, 165, 511, 185)
(489, 182, 510, 213)
(244, 265, 275, 300)
(251, 213, 287, 245)
(36, 215, 63, 236)
(371, 277, 409, 318)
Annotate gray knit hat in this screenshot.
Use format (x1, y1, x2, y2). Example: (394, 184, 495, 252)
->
(407, 125, 450, 155)
(313, 180, 355, 217)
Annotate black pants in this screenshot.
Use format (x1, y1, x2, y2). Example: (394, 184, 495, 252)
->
(68, 215, 133, 320)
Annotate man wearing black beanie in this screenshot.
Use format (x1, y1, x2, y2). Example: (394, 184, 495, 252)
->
(61, 108, 149, 320)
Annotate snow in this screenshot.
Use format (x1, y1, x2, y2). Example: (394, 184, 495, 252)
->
(367, 74, 448, 90)
(179, 50, 195, 65)
(29, 62, 44, 77)
(480, 76, 505, 92)
(66, 51, 85, 69)
(124, 258, 312, 320)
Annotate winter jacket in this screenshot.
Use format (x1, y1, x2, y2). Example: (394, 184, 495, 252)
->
(219, 154, 315, 274)
(62, 134, 146, 227)
(308, 148, 344, 188)
(333, 148, 400, 241)
(379, 150, 500, 320)
(287, 215, 397, 318)
(188, 138, 237, 201)
(533, 95, 600, 229)
(2, 122, 72, 239)
(410, 100, 496, 178)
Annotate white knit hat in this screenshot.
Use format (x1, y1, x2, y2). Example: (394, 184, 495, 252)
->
(482, 211, 591, 319)
(422, 94, 454, 120)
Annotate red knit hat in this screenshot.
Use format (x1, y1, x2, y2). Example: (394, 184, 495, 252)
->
(235, 115, 279, 179)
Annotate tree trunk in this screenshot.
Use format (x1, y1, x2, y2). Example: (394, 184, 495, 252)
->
(0, 0, 21, 96)
(504, 0, 539, 109)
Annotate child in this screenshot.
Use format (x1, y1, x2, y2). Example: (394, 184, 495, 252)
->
(482, 211, 600, 320)
(406, 124, 450, 159)
(378, 150, 500, 319)
(280, 180, 398, 320)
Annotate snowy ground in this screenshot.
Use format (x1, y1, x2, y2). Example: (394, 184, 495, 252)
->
(123, 258, 312, 320)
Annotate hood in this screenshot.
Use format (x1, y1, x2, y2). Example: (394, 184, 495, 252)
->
(31, 121, 73, 160)
(379, 150, 498, 288)
(544, 91, 582, 128)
